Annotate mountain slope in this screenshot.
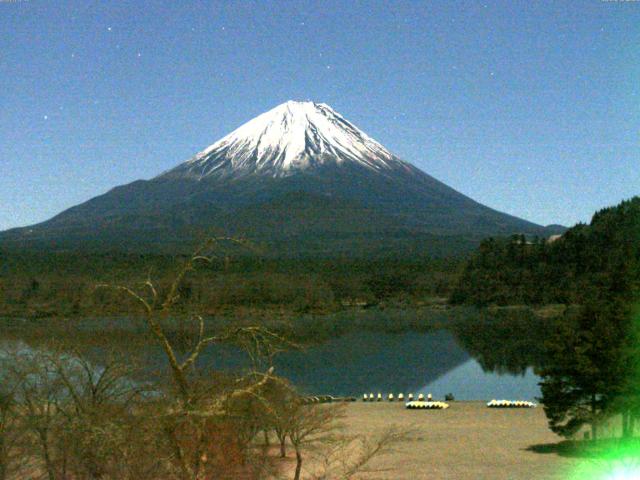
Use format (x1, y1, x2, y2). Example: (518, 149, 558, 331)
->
(0, 101, 563, 257)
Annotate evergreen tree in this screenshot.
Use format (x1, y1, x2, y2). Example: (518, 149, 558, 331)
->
(454, 197, 640, 440)
(538, 302, 617, 440)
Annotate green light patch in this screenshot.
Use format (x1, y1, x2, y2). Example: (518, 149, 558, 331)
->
(568, 440, 640, 480)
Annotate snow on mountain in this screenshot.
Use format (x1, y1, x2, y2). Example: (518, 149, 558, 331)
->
(0, 99, 561, 254)
(161, 100, 409, 180)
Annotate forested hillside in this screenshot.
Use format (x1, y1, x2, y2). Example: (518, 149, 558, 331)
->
(451, 197, 640, 439)
(0, 250, 460, 318)
(450, 197, 640, 306)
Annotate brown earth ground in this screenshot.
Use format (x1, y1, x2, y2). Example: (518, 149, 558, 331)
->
(296, 401, 584, 480)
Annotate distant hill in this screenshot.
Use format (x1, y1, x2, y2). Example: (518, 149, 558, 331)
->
(0, 101, 563, 258)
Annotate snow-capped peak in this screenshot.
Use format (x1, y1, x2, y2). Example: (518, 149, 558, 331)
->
(161, 101, 407, 180)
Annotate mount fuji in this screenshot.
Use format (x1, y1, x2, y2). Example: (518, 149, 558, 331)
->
(161, 101, 407, 180)
(0, 101, 563, 257)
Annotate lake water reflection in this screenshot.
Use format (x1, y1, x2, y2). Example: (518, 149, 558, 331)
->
(196, 329, 541, 400)
(1, 316, 545, 401)
(420, 361, 540, 401)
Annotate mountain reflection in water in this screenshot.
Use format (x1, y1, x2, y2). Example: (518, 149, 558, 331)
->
(238, 330, 468, 396)
(194, 328, 542, 399)
(1, 310, 554, 400)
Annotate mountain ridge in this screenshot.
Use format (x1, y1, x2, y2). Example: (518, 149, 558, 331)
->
(0, 100, 565, 257)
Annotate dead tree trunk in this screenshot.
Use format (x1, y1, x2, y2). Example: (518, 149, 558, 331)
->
(294, 448, 303, 480)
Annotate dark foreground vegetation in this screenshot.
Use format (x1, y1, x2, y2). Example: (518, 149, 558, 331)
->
(0, 244, 405, 480)
(453, 197, 640, 444)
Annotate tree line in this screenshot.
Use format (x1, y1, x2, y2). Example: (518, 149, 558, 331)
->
(451, 197, 640, 307)
(0, 251, 461, 319)
(453, 197, 640, 441)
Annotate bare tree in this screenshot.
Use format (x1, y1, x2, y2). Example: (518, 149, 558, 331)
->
(257, 378, 301, 459)
(0, 348, 153, 480)
(268, 392, 408, 480)
(97, 238, 292, 480)
(0, 386, 25, 480)
(52, 353, 149, 480)
(4, 351, 68, 480)
(311, 427, 409, 480)
(288, 404, 345, 480)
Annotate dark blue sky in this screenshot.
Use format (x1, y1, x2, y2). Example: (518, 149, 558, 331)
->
(2, 0, 638, 231)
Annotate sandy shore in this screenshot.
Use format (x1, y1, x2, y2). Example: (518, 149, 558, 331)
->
(332, 401, 581, 480)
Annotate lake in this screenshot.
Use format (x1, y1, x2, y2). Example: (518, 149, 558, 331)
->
(192, 330, 542, 400)
(0, 312, 548, 401)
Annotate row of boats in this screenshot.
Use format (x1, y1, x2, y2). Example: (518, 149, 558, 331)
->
(362, 393, 434, 402)
(486, 399, 537, 408)
(361, 393, 537, 409)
